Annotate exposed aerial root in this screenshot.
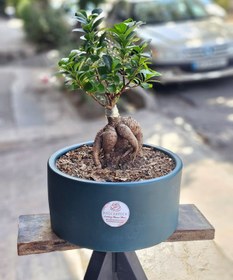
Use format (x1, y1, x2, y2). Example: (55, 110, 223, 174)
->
(93, 128, 104, 169)
(92, 116, 143, 168)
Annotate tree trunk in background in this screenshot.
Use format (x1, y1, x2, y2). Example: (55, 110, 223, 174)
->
(0, 0, 7, 15)
(39, 0, 49, 9)
(79, 0, 105, 10)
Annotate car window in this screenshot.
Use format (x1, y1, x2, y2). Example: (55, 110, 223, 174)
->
(133, 0, 209, 24)
(134, 2, 172, 23)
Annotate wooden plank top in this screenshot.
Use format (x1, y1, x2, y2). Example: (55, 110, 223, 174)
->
(17, 204, 215, 256)
(166, 204, 215, 242)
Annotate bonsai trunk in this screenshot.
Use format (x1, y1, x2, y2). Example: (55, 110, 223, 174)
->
(93, 105, 143, 168)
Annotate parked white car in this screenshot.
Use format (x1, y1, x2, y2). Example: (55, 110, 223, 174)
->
(107, 0, 233, 84)
(200, 0, 226, 18)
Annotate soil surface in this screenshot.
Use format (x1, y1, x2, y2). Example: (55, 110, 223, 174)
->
(56, 145, 175, 182)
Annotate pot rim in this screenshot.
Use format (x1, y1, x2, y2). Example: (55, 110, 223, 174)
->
(48, 141, 183, 185)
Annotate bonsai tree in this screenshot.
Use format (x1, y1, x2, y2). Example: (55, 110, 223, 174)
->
(58, 9, 160, 169)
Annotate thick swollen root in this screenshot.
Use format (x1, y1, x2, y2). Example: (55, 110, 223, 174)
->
(121, 116, 143, 153)
(102, 125, 118, 166)
(92, 116, 143, 168)
(116, 124, 138, 156)
(93, 128, 104, 168)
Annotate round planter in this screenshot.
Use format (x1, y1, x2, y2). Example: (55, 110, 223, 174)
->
(48, 142, 182, 252)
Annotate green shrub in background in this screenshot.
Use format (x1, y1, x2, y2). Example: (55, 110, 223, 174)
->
(214, 0, 231, 10)
(17, 0, 71, 50)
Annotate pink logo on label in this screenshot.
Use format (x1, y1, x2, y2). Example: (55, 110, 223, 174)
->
(110, 202, 121, 212)
(101, 201, 130, 227)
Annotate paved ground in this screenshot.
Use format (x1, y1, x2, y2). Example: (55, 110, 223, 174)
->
(0, 17, 233, 280)
(156, 77, 233, 163)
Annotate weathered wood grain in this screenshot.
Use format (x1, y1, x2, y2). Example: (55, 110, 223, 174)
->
(17, 214, 79, 255)
(166, 204, 215, 242)
(17, 204, 215, 256)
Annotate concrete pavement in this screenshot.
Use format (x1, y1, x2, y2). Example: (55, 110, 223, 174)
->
(0, 17, 233, 280)
(0, 18, 34, 64)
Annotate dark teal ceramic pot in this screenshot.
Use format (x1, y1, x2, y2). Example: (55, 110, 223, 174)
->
(48, 142, 182, 252)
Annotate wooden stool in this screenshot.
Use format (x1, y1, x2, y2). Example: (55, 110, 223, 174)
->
(17, 204, 215, 279)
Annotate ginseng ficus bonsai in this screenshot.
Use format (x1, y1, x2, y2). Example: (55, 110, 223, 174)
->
(58, 9, 160, 169)
(49, 10, 182, 252)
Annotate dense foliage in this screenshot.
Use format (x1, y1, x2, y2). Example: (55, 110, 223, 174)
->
(59, 9, 160, 110)
(17, 0, 70, 50)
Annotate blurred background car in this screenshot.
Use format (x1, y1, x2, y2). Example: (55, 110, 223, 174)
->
(107, 0, 233, 84)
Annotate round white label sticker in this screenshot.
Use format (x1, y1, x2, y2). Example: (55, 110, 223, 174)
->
(101, 201, 130, 227)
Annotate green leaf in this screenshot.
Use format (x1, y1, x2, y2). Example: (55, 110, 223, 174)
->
(92, 8, 103, 15)
(83, 82, 93, 92)
(57, 70, 69, 75)
(69, 82, 79, 90)
(139, 39, 151, 49)
(110, 34, 123, 47)
(98, 66, 108, 75)
(112, 23, 127, 34)
(111, 58, 121, 69)
(69, 50, 82, 59)
(82, 22, 93, 33)
(124, 18, 134, 23)
(97, 84, 105, 93)
(133, 77, 141, 85)
(114, 64, 122, 71)
(140, 69, 161, 81)
(126, 31, 136, 41)
(141, 82, 153, 89)
(108, 84, 117, 93)
(142, 52, 152, 58)
(152, 71, 161, 77)
(103, 55, 113, 71)
(78, 71, 88, 83)
(72, 28, 85, 33)
(78, 10, 88, 18)
(93, 17, 104, 30)
(132, 46, 141, 54)
(58, 58, 69, 66)
(140, 69, 153, 78)
(74, 12, 87, 24)
(98, 31, 106, 47)
(112, 75, 120, 83)
(90, 55, 99, 62)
